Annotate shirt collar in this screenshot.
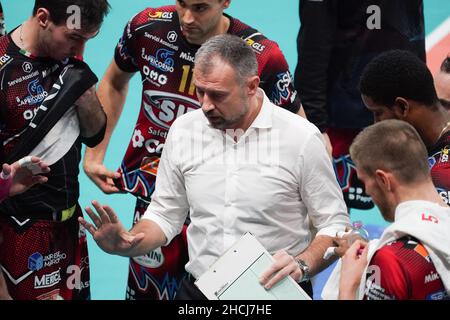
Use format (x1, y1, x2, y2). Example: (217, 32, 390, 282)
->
(248, 88, 273, 129)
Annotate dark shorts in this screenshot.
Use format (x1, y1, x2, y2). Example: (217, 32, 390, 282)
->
(0, 205, 90, 300)
(328, 127, 374, 211)
(126, 198, 189, 300)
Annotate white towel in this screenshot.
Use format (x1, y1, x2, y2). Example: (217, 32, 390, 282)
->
(322, 200, 450, 299)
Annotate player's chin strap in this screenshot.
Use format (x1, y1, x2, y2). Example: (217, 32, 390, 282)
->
(5, 58, 98, 165)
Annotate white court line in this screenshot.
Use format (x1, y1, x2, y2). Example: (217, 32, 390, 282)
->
(426, 16, 450, 51)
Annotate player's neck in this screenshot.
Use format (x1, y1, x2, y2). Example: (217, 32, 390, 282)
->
(421, 106, 450, 147)
(396, 180, 447, 208)
(12, 19, 43, 57)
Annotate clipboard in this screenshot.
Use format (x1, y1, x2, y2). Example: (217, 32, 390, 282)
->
(194, 232, 312, 300)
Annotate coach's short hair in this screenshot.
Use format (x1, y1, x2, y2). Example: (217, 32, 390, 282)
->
(195, 34, 258, 83)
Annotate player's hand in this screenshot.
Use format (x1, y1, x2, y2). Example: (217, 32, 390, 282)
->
(259, 250, 302, 289)
(83, 162, 121, 194)
(338, 240, 368, 299)
(5, 156, 50, 197)
(79, 200, 145, 255)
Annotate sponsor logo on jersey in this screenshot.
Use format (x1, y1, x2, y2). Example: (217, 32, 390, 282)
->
(132, 247, 165, 268)
(437, 187, 449, 205)
(148, 11, 173, 22)
(426, 290, 449, 300)
(131, 129, 165, 155)
(180, 51, 195, 63)
(167, 31, 178, 43)
(271, 71, 293, 105)
(144, 32, 179, 51)
(28, 251, 67, 271)
(142, 66, 168, 87)
(143, 90, 200, 130)
(141, 48, 175, 73)
(246, 38, 266, 53)
(348, 187, 372, 203)
(16, 78, 48, 107)
(441, 146, 449, 163)
(0, 53, 12, 70)
(22, 61, 33, 73)
(7, 70, 39, 87)
(424, 271, 440, 284)
(34, 269, 62, 289)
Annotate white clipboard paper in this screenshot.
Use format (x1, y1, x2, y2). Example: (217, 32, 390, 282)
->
(195, 232, 312, 300)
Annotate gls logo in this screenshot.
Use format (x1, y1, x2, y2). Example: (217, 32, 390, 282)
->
(246, 38, 266, 53)
(0, 54, 12, 68)
(148, 11, 173, 20)
(143, 90, 200, 130)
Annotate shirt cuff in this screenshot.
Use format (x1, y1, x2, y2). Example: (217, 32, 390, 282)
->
(141, 211, 178, 246)
(316, 223, 351, 237)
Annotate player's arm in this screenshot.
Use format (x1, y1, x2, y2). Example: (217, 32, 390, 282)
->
(83, 60, 134, 193)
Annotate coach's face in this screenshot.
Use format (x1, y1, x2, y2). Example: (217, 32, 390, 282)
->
(194, 58, 255, 130)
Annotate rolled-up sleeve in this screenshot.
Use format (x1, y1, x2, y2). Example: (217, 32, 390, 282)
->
(298, 130, 351, 236)
(142, 126, 189, 246)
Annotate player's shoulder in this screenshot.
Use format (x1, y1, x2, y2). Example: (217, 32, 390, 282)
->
(128, 6, 177, 30)
(227, 15, 283, 57)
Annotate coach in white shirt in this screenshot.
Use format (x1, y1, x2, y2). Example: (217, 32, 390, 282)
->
(80, 34, 350, 299)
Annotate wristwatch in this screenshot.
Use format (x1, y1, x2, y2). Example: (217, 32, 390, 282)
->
(295, 258, 310, 283)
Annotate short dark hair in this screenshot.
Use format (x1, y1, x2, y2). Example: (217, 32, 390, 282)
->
(33, 0, 110, 32)
(350, 119, 430, 185)
(440, 55, 450, 73)
(360, 50, 438, 107)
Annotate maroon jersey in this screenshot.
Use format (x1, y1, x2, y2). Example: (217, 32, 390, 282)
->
(428, 131, 450, 206)
(364, 236, 449, 300)
(0, 32, 90, 299)
(113, 5, 301, 199)
(0, 33, 82, 218)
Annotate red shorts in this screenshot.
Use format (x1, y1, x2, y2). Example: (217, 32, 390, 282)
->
(328, 127, 374, 211)
(125, 198, 189, 300)
(0, 205, 90, 300)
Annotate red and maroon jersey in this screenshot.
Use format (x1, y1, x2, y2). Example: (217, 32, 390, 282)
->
(428, 131, 450, 206)
(364, 236, 449, 300)
(0, 32, 81, 218)
(113, 6, 301, 199)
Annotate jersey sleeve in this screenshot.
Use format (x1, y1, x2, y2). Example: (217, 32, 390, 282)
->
(259, 45, 301, 114)
(114, 14, 140, 73)
(364, 248, 410, 300)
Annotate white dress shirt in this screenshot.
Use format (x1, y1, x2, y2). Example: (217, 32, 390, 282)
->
(143, 89, 350, 279)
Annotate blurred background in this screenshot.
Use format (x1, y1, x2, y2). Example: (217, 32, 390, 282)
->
(2, 0, 450, 299)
